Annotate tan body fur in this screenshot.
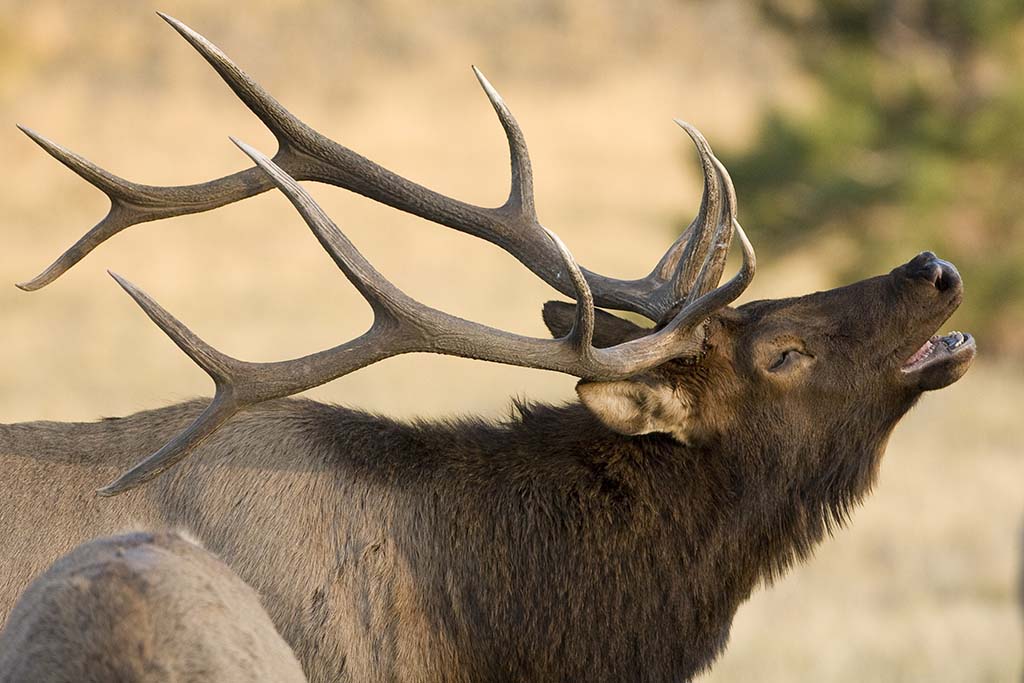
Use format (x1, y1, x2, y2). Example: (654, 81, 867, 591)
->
(0, 527, 306, 682)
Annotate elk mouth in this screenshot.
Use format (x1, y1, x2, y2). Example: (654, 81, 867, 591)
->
(901, 331, 973, 371)
(899, 329, 975, 390)
(890, 253, 974, 390)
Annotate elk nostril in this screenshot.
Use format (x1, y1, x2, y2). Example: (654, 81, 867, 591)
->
(914, 258, 960, 291)
(910, 261, 943, 288)
(905, 252, 960, 291)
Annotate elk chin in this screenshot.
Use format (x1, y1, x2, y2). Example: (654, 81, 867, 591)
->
(900, 331, 976, 391)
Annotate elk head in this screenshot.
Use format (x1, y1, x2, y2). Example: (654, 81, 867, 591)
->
(17, 14, 974, 500)
(545, 250, 973, 433)
(543, 247, 974, 542)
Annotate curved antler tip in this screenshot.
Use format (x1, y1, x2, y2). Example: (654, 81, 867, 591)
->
(231, 138, 275, 174)
(95, 482, 121, 497)
(672, 119, 700, 138)
(229, 136, 258, 157)
(733, 221, 756, 268)
(16, 263, 62, 292)
(16, 124, 46, 146)
(96, 470, 145, 496)
(155, 10, 184, 28)
(472, 66, 503, 104)
(108, 271, 157, 307)
(673, 118, 710, 147)
(471, 65, 490, 87)
(157, 11, 211, 50)
(97, 454, 162, 495)
(107, 269, 139, 295)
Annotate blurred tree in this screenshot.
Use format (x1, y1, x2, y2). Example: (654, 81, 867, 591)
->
(724, 0, 1024, 354)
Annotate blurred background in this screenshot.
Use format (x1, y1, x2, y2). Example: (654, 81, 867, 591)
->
(1, 0, 1021, 679)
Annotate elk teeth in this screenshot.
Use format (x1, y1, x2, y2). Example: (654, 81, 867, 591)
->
(904, 340, 935, 365)
(943, 331, 966, 349)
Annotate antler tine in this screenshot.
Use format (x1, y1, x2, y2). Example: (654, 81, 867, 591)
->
(97, 275, 244, 496)
(108, 271, 238, 387)
(97, 392, 241, 496)
(13, 125, 284, 292)
(472, 66, 535, 218)
(686, 156, 739, 304)
(683, 218, 754, 325)
(156, 13, 314, 152)
(543, 229, 595, 352)
(639, 123, 721, 290)
(98, 142, 749, 495)
(648, 226, 694, 285)
(666, 120, 724, 307)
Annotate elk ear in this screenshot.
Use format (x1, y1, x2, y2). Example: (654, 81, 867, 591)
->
(576, 378, 694, 442)
(542, 301, 649, 348)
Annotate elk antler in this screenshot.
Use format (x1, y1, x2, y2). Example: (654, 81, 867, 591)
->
(20, 13, 738, 324)
(96, 141, 753, 496)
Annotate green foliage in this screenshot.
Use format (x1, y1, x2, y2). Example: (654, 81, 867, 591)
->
(726, 0, 1024, 353)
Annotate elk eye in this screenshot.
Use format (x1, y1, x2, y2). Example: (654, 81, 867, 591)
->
(769, 349, 805, 372)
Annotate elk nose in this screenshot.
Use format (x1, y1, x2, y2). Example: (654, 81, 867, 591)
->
(904, 251, 960, 291)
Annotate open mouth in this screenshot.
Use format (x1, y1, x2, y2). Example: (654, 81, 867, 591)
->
(900, 330, 975, 373)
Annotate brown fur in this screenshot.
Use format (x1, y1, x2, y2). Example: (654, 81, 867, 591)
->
(0, 253, 973, 681)
(0, 530, 306, 682)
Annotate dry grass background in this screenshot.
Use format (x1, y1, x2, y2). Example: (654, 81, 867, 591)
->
(1, 1, 1021, 680)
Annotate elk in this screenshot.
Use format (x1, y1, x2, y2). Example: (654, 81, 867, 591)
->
(1, 13, 976, 682)
(0, 530, 307, 682)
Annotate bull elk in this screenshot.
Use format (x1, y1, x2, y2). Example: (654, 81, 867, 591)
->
(1, 13, 976, 682)
(0, 530, 306, 682)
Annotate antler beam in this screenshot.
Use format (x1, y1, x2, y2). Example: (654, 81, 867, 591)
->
(20, 13, 737, 323)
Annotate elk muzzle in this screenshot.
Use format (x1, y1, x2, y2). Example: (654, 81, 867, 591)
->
(893, 252, 975, 391)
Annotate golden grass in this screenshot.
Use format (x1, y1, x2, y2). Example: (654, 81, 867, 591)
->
(2, 3, 1021, 679)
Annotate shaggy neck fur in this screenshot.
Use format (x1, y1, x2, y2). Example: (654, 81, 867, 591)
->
(299, 398, 894, 680)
